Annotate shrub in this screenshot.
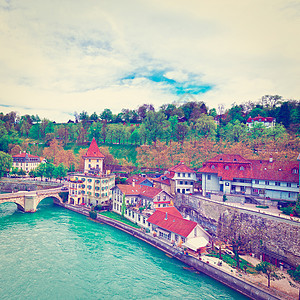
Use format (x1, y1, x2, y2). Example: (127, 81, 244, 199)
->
(281, 206, 294, 215)
(94, 205, 102, 211)
(89, 211, 97, 219)
(223, 194, 227, 202)
(256, 205, 269, 209)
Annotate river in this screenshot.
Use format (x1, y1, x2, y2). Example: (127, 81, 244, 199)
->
(0, 198, 248, 299)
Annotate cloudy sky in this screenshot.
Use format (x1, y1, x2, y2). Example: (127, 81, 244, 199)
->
(0, 0, 299, 122)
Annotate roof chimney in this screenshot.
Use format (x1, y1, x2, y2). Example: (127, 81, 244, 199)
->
(132, 179, 135, 187)
(165, 212, 168, 220)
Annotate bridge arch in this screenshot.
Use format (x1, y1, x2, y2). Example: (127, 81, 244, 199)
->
(35, 194, 63, 209)
(0, 198, 25, 211)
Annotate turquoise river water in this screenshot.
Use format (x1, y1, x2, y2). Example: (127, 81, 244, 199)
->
(0, 198, 248, 300)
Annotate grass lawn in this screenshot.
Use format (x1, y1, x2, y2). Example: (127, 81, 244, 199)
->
(207, 251, 258, 274)
(99, 211, 140, 228)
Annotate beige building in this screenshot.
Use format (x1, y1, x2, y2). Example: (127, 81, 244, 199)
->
(12, 152, 43, 173)
(68, 138, 115, 206)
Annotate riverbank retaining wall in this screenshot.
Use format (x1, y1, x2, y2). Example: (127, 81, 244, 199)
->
(174, 194, 300, 268)
(61, 204, 282, 300)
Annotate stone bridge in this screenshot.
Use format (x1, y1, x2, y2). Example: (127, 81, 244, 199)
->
(0, 187, 66, 212)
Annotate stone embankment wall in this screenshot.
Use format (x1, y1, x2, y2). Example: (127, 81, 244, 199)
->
(175, 195, 300, 268)
(61, 203, 281, 300)
(0, 179, 61, 193)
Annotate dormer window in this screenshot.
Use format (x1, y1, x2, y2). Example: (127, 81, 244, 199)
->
(219, 158, 223, 161)
(240, 166, 245, 171)
(225, 165, 229, 170)
(292, 168, 298, 174)
(211, 165, 215, 170)
(233, 158, 237, 161)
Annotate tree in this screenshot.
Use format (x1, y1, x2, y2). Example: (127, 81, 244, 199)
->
(277, 102, 291, 128)
(45, 163, 55, 180)
(143, 111, 166, 145)
(90, 112, 98, 121)
(0, 151, 12, 178)
(10, 145, 22, 156)
(53, 163, 68, 182)
(101, 121, 107, 143)
(175, 123, 189, 144)
(288, 265, 300, 300)
(193, 115, 217, 139)
(35, 163, 47, 181)
(43, 139, 63, 164)
(255, 261, 281, 288)
(138, 104, 154, 120)
(100, 109, 113, 122)
(260, 95, 282, 109)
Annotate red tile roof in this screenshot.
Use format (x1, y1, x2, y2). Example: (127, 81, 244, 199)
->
(168, 162, 196, 173)
(126, 175, 152, 185)
(198, 154, 299, 183)
(114, 184, 167, 199)
(147, 210, 197, 237)
(246, 115, 274, 123)
(83, 138, 105, 158)
(152, 177, 171, 186)
(156, 207, 183, 218)
(13, 153, 40, 159)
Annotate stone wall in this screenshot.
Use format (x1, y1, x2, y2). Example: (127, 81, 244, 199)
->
(0, 179, 61, 193)
(175, 194, 300, 268)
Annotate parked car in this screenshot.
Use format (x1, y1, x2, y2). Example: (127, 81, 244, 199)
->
(61, 187, 68, 191)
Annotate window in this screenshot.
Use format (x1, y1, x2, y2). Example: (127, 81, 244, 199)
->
(177, 189, 180, 193)
(188, 173, 191, 177)
(225, 165, 229, 170)
(255, 180, 259, 184)
(207, 175, 211, 180)
(292, 168, 298, 174)
(211, 165, 215, 170)
(265, 181, 269, 185)
(240, 166, 245, 171)
(180, 181, 183, 185)
(275, 182, 280, 186)
(177, 173, 180, 177)
(287, 183, 291, 187)
(183, 173, 185, 177)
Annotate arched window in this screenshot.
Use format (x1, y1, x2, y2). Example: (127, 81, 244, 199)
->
(211, 165, 215, 170)
(292, 168, 298, 174)
(225, 165, 229, 170)
(240, 166, 245, 171)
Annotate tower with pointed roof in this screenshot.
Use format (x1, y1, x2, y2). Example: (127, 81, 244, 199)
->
(82, 138, 105, 173)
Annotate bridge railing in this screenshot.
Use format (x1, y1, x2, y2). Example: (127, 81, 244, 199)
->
(0, 187, 66, 199)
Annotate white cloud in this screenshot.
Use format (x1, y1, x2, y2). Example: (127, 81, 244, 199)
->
(0, 0, 299, 121)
